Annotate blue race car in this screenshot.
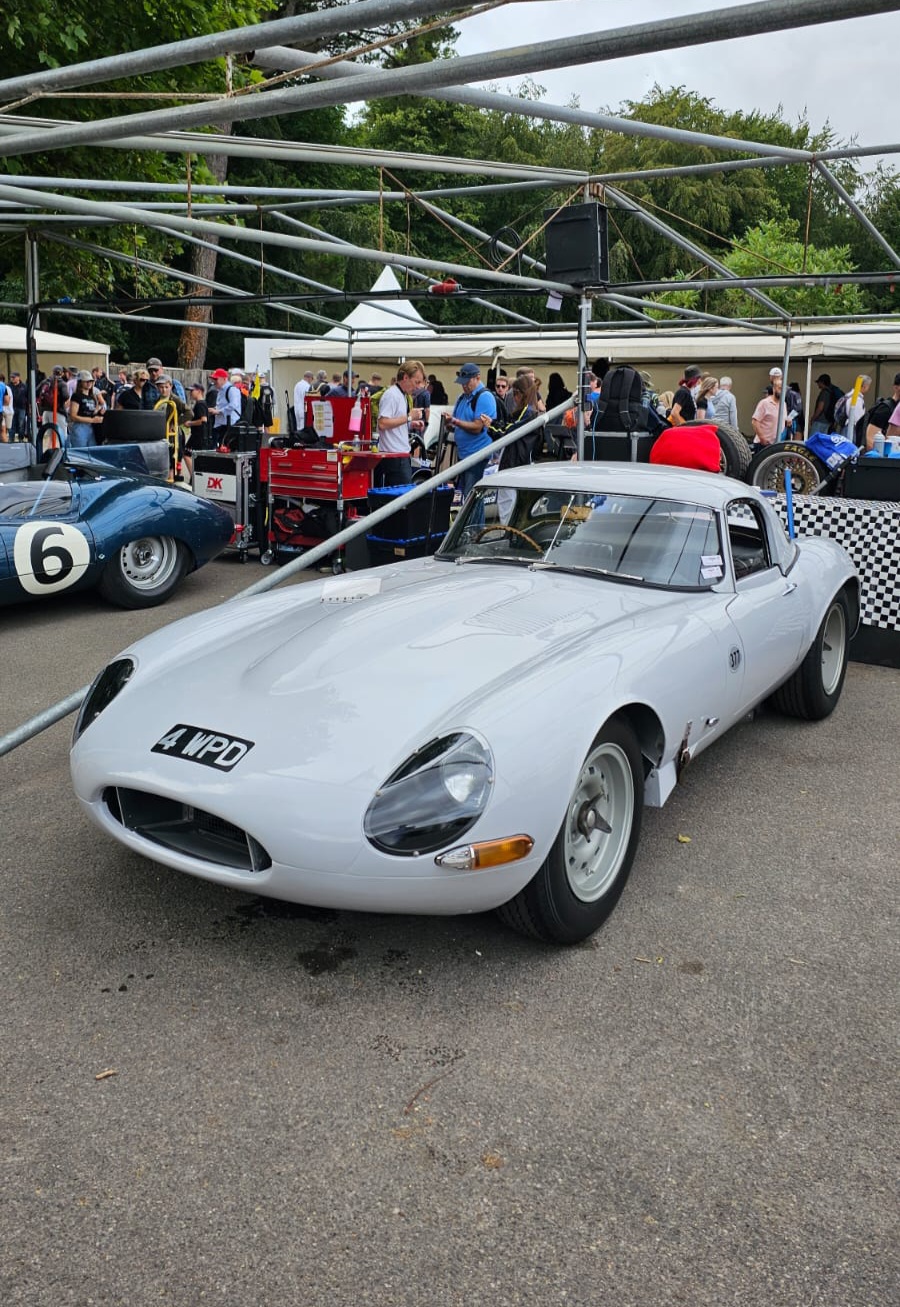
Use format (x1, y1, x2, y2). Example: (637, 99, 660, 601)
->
(0, 447, 234, 609)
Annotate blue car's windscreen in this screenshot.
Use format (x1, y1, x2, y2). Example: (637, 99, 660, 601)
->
(438, 488, 722, 589)
(0, 484, 73, 519)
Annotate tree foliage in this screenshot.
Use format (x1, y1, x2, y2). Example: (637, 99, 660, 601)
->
(0, 14, 895, 361)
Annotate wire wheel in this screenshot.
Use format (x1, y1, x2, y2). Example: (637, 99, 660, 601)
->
(749, 444, 828, 495)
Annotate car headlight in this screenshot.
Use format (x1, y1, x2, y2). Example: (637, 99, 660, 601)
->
(364, 732, 494, 856)
(73, 658, 135, 742)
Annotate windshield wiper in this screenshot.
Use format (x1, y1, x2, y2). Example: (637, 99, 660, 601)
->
(531, 561, 644, 582)
(454, 554, 533, 567)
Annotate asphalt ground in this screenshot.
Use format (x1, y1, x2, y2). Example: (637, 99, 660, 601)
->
(1, 556, 898, 1307)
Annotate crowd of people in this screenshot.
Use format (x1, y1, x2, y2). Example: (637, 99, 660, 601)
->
(281, 354, 900, 487)
(0, 358, 278, 476)
(5, 351, 900, 486)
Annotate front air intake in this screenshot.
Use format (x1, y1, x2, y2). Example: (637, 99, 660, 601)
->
(103, 787, 271, 873)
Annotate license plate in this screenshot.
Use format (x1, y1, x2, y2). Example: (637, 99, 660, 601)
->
(152, 723, 255, 771)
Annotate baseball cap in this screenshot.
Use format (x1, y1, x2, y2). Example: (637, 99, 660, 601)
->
(210, 368, 229, 380)
(147, 357, 162, 368)
(455, 362, 481, 382)
(189, 381, 205, 392)
(76, 370, 92, 381)
(769, 367, 783, 378)
(683, 365, 702, 380)
(52, 365, 63, 374)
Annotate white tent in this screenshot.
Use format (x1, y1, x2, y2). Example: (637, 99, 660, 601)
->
(0, 322, 110, 377)
(322, 266, 437, 340)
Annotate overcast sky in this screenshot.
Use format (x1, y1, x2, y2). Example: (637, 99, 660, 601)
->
(453, 0, 898, 174)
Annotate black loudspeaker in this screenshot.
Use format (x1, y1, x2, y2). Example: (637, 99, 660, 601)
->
(544, 202, 609, 287)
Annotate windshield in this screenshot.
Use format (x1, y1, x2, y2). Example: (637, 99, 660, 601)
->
(437, 486, 723, 589)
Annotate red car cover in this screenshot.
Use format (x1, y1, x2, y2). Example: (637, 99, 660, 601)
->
(649, 424, 721, 473)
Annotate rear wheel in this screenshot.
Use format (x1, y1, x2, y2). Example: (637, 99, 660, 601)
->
(770, 592, 850, 720)
(748, 441, 829, 494)
(497, 716, 643, 945)
(97, 536, 188, 608)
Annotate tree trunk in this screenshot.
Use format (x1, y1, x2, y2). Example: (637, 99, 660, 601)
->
(176, 137, 230, 371)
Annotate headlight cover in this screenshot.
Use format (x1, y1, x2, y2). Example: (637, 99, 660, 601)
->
(73, 657, 135, 743)
(364, 732, 494, 856)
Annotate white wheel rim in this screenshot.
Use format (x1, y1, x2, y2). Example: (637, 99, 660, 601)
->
(821, 602, 847, 695)
(564, 741, 634, 902)
(118, 536, 178, 591)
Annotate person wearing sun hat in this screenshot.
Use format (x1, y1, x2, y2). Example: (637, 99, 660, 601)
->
(67, 370, 107, 447)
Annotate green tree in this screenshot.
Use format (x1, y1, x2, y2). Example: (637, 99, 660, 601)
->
(592, 86, 864, 307)
(710, 217, 864, 319)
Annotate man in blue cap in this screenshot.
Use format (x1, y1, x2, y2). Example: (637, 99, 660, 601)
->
(448, 362, 497, 508)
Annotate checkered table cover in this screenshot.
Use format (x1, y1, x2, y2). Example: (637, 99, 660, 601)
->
(773, 494, 900, 631)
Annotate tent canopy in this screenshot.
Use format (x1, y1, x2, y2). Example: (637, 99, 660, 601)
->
(322, 266, 437, 340)
(0, 322, 110, 376)
(267, 322, 900, 365)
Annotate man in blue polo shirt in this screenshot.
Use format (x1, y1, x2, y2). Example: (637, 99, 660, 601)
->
(448, 362, 496, 506)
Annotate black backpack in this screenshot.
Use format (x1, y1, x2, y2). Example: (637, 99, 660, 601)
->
(591, 366, 646, 433)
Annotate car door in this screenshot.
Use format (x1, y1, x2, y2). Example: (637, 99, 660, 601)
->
(0, 481, 96, 604)
(723, 497, 806, 712)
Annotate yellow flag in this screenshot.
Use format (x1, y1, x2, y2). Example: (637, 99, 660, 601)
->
(251, 370, 261, 400)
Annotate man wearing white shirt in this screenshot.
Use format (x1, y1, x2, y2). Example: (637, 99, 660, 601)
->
(294, 370, 314, 430)
(376, 359, 426, 487)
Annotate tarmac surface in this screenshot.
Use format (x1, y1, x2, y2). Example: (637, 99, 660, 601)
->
(1, 556, 898, 1307)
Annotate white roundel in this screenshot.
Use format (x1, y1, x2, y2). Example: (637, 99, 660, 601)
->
(13, 520, 92, 596)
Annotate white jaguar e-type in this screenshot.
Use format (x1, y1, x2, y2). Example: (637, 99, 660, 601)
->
(70, 463, 858, 945)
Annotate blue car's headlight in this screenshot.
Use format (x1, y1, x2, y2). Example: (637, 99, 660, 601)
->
(73, 658, 135, 742)
(364, 732, 494, 856)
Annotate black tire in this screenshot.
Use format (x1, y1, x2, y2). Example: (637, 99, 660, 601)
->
(497, 716, 643, 945)
(770, 592, 850, 720)
(747, 441, 830, 495)
(97, 536, 189, 609)
(683, 418, 751, 477)
(712, 419, 753, 478)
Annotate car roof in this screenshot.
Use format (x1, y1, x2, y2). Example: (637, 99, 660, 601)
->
(490, 461, 760, 511)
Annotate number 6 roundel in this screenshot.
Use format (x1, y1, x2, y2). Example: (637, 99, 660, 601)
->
(13, 521, 92, 596)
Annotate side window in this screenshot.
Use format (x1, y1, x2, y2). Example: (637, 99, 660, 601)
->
(726, 499, 772, 580)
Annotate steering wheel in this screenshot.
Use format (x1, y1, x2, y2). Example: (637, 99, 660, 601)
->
(474, 524, 543, 553)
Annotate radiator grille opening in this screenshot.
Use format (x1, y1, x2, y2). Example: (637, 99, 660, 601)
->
(103, 787, 272, 873)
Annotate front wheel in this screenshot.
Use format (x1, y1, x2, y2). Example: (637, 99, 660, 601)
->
(497, 716, 643, 945)
(97, 536, 188, 608)
(770, 592, 850, 720)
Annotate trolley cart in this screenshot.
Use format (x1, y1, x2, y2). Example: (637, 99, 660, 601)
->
(192, 450, 261, 562)
(259, 444, 376, 568)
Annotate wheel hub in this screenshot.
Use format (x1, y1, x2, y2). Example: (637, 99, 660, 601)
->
(576, 801, 612, 838)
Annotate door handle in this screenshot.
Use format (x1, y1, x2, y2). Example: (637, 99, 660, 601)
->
(783, 582, 797, 596)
